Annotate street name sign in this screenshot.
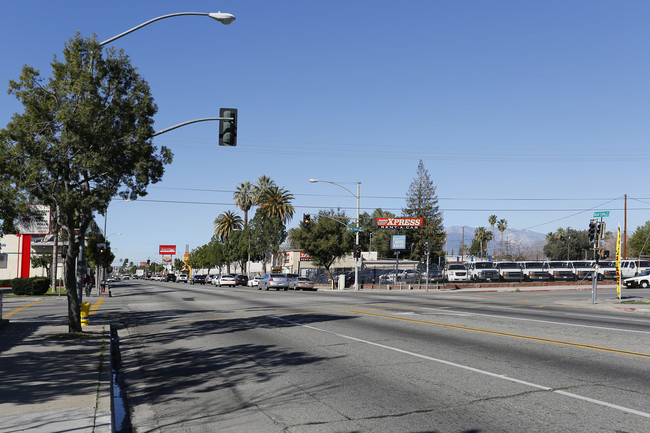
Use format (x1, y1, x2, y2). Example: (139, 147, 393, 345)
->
(593, 211, 610, 218)
(346, 227, 364, 232)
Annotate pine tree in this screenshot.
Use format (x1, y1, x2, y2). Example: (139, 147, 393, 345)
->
(402, 160, 446, 262)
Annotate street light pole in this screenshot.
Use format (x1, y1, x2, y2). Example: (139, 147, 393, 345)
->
(309, 179, 361, 291)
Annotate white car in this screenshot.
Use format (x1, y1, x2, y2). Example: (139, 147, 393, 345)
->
(218, 274, 237, 287)
(444, 264, 469, 282)
(177, 274, 189, 283)
(247, 276, 261, 287)
(623, 270, 650, 288)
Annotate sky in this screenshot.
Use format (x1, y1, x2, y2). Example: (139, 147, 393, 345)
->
(2, 1, 650, 265)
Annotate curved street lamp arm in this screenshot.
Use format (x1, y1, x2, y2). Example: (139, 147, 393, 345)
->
(310, 179, 357, 199)
(100, 12, 234, 46)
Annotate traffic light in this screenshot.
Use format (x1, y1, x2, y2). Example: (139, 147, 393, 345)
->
(588, 220, 598, 245)
(597, 221, 606, 242)
(60, 245, 68, 259)
(219, 107, 238, 146)
(353, 244, 362, 259)
(302, 213, 311, 229)
(146, 259, 151, 266)
(424, 240, 431, 254)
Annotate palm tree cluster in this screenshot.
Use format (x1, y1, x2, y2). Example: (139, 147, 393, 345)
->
(213, 175, 295, 245)
(482, 215, 508, 259)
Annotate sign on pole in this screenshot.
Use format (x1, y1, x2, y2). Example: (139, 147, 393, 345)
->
(159, 245, 177, 255)
(15, 204, 51, 235)
(376, 218, 423, 229)
(346, 227, 364, 232)
(593, 211, 610, 218)
(391, 235, 406, 250)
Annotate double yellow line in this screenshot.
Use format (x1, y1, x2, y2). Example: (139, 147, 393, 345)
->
(348, 309, 650, 359)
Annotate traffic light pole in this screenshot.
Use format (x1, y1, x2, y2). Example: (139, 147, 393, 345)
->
(591, 216, 604, 304)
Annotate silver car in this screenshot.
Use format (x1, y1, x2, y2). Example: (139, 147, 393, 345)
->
(258, 273, 290, 291)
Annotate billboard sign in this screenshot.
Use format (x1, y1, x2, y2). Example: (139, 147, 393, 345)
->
(15, 204, 51, 235)
(159, 245, 176, 255)
(376, 217, 423, 229)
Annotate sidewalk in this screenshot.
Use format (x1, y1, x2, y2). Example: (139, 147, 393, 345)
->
(0, 322, 111, 433)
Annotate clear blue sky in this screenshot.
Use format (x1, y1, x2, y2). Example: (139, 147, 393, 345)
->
(2, 1, 649, 264)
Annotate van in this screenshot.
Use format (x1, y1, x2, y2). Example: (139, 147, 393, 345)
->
(620, 259, 650, 279)
(494, 261, 523, 282)
(444, 263, 469, 282)
(544, 261, 575, 281)
(518, 261, 550, 281)
(571, 261, 595, 281)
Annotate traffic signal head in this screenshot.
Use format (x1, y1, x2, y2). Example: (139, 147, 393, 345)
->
(302, 213, 311, 229)
(353, 244, 362, 259)
(219, 107, 238, 146)
(588, 220, 598, 245)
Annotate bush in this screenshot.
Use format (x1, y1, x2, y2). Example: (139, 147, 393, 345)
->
(11, 277, 50, 296)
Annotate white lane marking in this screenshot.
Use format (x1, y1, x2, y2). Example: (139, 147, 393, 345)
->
(416, 307, 650, 334)
(272, 316, 650, 420)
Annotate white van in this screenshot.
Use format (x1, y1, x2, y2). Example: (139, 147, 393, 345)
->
(494, 261, 524, 282)
(571, 261, 595, 281)
(544, 261, 575, 281)
(620, 259, 650, 279)
(518, 261, 550, 281)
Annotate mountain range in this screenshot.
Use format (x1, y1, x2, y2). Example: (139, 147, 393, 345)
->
(444, 226, 546, 256)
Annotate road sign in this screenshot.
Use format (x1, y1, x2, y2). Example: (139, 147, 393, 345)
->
(391, 235, 406, 250)
(346, 227, 364, 232)
(593, 211, 610, 218)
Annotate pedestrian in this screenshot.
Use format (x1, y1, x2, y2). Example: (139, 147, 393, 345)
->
(83, 273, 91, 296)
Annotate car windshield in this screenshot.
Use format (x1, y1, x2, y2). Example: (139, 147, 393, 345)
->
(475, 263, 494, 269)
(573, 262, 592, 267)
(448, 265, 465, 270)
(599, 262, 615, 267)
(222, 274, 234, 278)
(523, 263, 543, 269)
(270, 274, 284, 278)
(498, 263, 519, 269)
(548, 262, 570, 268)
(638, 261, 650, 267)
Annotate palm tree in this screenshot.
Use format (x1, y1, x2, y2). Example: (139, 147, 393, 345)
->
(488, 215, 497, 257)
(474, 227, 488, 258)
(213, 210, 243, 242)
(233, 181, 254, 226)
(257, 185, 295, 224)
(497, 219, 508, 257)
(252, 175, 277, 205)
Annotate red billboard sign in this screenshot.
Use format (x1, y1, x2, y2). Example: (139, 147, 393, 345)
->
(159, 245, 176, 255)
(376, 217, 423, 229)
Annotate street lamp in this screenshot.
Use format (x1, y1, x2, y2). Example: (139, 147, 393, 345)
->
(100, 11, 236, 46)
(309, 179, 361, 291)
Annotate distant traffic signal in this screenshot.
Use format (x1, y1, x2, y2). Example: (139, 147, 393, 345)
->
(353, 244, 362, 259)
(588, 220, 598, 245)
(302, 213, 311, 229)
(219, 108, 238, 146)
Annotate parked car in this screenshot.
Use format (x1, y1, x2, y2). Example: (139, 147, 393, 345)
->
(444, 264, 470, 282)
(620, 259, 650, 279)
(424, 266, 443, 282)
(289, 277, 315, 291)
(164, 273, 177, 282)
(205, 274, 217, 285)
(235, 274, 249, 286)
(247, 276, 261, 287)
(190, 274, 206, 285)
(218, 274, 237, 287)
(211, 275, 221, 286)
(151, 274, 163, 281)
(467, 262, 500, 282)
(623, 270, 650, 288)
(177, 274, 189, 283)
(258, 273, 290, 291)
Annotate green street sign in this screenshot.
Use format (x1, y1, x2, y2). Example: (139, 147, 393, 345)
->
(593, 211, 610, 218)
(346, 227, 364, 232)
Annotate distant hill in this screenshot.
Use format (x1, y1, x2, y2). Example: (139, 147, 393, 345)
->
(444, 226, 546, 255)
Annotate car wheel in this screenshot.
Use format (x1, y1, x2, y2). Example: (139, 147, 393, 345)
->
(641, 280, 649, 288)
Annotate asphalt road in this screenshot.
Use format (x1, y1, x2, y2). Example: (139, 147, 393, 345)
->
(7, 282, 650, 432)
